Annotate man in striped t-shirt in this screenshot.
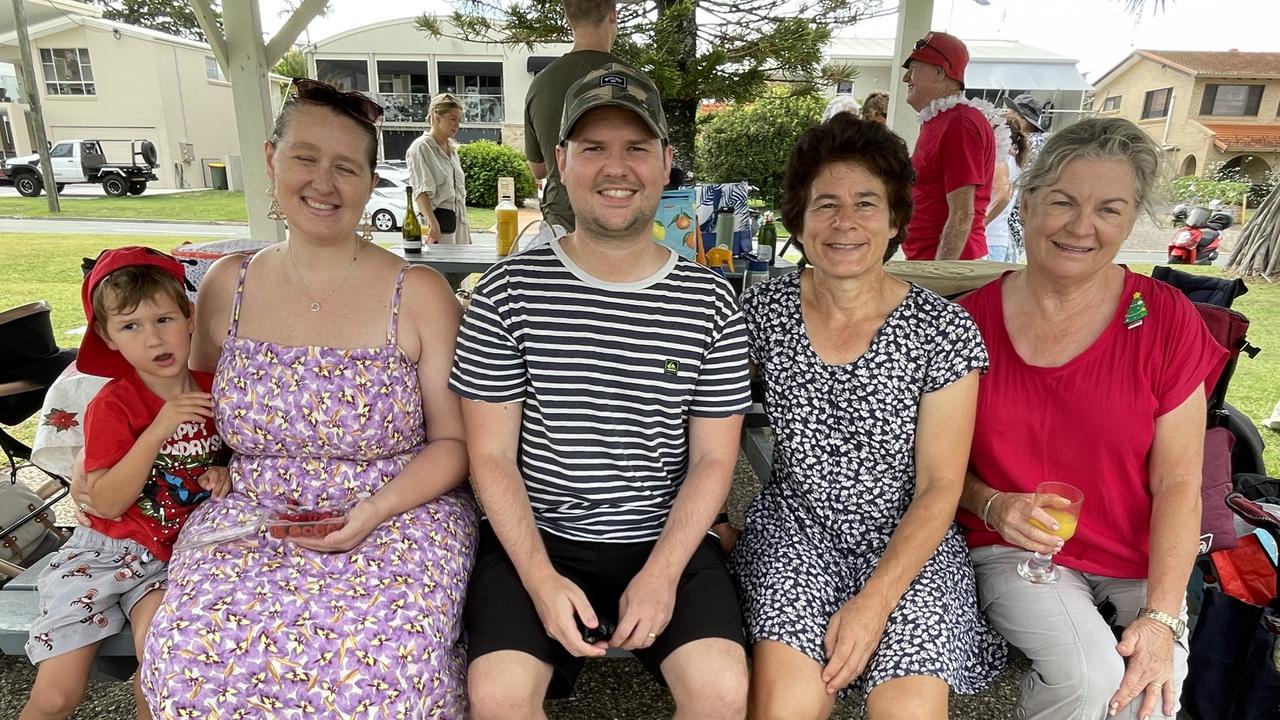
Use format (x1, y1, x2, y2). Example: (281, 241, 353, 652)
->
(452, 64, 752, 716)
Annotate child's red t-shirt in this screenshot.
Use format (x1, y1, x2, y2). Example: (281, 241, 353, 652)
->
(83, 370, 223, 561)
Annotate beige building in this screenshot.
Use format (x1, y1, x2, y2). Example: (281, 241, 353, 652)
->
(1091, 50, 1280, 181)
(0, 11, 284, 189)
(304, 19, 570, 161)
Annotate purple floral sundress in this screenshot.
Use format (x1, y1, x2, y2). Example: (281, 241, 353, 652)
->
(141, 257, 478, 718)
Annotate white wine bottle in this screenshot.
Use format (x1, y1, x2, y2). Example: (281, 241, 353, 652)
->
(402, 185, 422, 254)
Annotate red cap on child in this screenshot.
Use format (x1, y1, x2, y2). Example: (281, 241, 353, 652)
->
(77, 247, 187, 378)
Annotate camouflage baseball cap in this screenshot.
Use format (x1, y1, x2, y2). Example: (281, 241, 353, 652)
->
(559, 63, 668, 144)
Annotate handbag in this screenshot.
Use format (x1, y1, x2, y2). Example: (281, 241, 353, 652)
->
(0, 480, 63, 567)
(434, 208, 457, 234)
(1185, 493, 1280, 720)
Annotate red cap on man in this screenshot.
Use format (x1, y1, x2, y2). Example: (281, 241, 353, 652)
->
(903, 32, 969, 88)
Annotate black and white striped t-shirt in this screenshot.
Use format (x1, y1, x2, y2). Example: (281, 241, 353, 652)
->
(449, 239, 751, 542)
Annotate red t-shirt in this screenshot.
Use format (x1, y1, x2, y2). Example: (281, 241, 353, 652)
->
(956, 270, 1227, 578)
(903, 104, 994, 260)
(83, 370, 224, 561)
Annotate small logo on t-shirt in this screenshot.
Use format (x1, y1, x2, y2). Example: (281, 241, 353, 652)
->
(663, 359, 680, 374)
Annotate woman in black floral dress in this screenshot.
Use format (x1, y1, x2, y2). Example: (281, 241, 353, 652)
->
(728, 115, 1006, 719)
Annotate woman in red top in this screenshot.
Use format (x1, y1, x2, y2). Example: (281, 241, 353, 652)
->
(955, 117, 1226, 720)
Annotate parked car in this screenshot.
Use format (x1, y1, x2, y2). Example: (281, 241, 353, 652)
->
(376, 163, 409, 184)
(0, 139, 160, 197)
(366, 173, 409, 232)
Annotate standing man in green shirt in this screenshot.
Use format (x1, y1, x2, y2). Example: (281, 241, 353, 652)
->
(524, 0, 622, 233)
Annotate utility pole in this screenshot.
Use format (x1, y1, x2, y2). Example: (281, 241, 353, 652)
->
(10, 0, 59, 212)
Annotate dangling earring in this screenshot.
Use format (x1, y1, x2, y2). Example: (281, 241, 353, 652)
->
(360, 211, 373, 242)
(266, 186, 285, 221)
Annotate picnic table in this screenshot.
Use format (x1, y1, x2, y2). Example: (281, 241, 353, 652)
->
(396, 232, 799, 290)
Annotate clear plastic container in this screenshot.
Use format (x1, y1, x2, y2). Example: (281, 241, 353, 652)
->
(265, 503, 351, 540)
(171, 501, 267, 552)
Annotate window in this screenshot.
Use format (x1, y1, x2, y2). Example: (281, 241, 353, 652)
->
(1200, 84, 1264, 116)
(966, 89, 1027, 104)
(437, 62, 505, 123)
(40, 48, 94, 95)
(49, 142, 72, 158)
(1141, 87, 1171, 119)
(315, 59, 370, 92)
(205, 56, 225, 82)
(836, 80, 853, 95)
(1102, 95, 1122, 112)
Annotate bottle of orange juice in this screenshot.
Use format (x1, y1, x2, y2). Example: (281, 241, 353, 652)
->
(496, 177, 519, 257)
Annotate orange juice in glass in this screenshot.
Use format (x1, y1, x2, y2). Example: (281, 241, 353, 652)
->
(1030, 508, 1079, 541)
(1018, 481, 1084, 584)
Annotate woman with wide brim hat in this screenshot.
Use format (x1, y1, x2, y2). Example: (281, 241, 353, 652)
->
(1002, 93, 1050, 262)
(1001, 93, 1049, 133)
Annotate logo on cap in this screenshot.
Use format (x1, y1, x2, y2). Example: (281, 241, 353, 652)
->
(600, 73, 627, 90)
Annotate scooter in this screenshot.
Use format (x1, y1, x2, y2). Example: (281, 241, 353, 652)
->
(1168, 203, 1233, 265)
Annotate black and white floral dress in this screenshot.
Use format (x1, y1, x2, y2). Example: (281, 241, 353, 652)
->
(728, 271, 1006, 701)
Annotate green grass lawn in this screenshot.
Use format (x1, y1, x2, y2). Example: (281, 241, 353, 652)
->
(0, 191, 249, 222)
(3, 235, 1277, 473)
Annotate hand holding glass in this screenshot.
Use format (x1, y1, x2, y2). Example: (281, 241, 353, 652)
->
(1017, 481, 1084, 584)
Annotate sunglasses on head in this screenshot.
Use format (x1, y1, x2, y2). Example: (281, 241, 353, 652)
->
(289, 77, 384, 126)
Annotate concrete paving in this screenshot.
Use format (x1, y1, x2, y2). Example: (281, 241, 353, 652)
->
(0, 185, 200, 199)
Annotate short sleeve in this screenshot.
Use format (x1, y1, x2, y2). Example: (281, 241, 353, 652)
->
(923, 301, 990, 394)
(524, 95, 544, 163)
(82, 386, 137, 473)
(1153, 291, 1228, 416)
(449, 269, 527, 404)
(739, 282, 769, 368)
(406, 142, 438, 200)
(939, 113, 993, 195)
(690, 288, 752, 417)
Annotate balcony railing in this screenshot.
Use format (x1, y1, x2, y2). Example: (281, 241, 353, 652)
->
(457, 93, 504, 124)
(372, 92, 505, 125)
(374, 92, 430, 123)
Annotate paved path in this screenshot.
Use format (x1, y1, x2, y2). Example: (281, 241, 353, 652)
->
(0, 217, 248, 238)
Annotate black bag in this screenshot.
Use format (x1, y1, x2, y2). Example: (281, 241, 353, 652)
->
(1184, 494, 1280, 719)
(433, 208, 457, 234)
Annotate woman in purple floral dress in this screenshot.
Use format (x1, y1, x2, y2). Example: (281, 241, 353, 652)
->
(138, 80, 478, 718)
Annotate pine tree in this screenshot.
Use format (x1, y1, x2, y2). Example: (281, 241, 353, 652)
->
(86, 0, 222, 43)
(417, 0, 874, 168)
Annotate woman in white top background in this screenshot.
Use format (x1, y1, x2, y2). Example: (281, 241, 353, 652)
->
(407, 93, 471, 244)
(985, 118, 1027, 262)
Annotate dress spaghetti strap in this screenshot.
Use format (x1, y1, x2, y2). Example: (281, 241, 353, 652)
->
(227, 254, 253, 339)
(386, 265, 409, 347)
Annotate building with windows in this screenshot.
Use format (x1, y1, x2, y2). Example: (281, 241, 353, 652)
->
(0, 8, 284, 188)
(1091, 50, 1280, 181)
(826, 37, 1092, 131)
(304, 19, 570, 161)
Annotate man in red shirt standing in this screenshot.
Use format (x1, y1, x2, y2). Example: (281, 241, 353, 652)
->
(901, 32, 995, 260)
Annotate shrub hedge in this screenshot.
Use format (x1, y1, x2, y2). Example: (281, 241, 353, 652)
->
(457, 140, 538, 207)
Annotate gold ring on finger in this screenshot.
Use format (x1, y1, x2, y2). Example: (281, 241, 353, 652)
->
(648, 632, 657, 639)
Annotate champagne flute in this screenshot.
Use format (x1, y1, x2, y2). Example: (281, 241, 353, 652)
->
(1017, 481, 1084, 585)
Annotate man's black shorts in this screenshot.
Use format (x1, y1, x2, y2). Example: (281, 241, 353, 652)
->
(465, 522, 746, 697)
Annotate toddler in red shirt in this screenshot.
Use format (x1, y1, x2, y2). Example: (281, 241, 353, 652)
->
(22, 247, 228, 720)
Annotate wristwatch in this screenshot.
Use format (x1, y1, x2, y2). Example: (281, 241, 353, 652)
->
(1137, 607, 1186, 641)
